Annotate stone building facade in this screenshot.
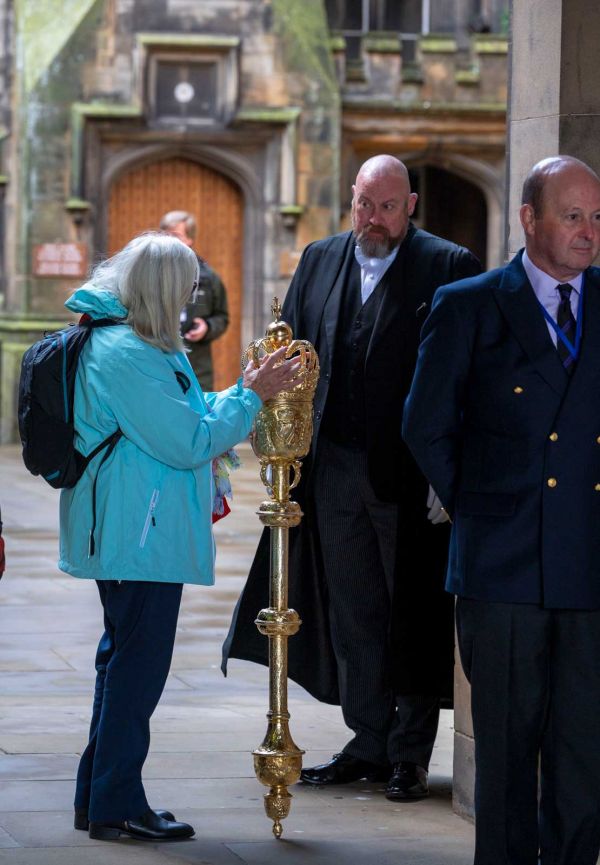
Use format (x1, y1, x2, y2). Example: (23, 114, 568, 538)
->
(0, 0, 508, 444)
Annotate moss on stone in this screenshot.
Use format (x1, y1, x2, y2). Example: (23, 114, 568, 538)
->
(271, 0, 339, 103)
(0, 317, 70, 332)
(15, 0, 102, 93)
(473, 36, 509, 55)
(234, 106, 302, 124)
(137, 33, 239, 48)
(328, 35, 346, 52)
(363, 34, 401, 54)
(456, 68, 481, 85)
(420, 35, 458, 54)
(341, 97, 506, 113)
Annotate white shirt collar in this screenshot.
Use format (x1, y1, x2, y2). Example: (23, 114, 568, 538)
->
(354, 243, 399, 272)
(522, 249, 583, 301)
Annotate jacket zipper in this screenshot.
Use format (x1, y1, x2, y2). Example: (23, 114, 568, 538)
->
(139, 489, 159, 548)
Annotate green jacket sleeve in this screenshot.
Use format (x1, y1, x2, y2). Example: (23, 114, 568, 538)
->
(203, 269, 229, 343)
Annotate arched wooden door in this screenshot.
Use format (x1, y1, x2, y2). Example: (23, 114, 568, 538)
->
(108, 158, 243, 390)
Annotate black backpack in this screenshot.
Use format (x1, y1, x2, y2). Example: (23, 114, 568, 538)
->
(18, 317, 122, 490)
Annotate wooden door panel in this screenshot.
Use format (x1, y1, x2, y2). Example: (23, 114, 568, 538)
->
(108, 158, 243, 390)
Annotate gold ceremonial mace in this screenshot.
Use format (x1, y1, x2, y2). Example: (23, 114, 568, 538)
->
(243, 298, 320, 839)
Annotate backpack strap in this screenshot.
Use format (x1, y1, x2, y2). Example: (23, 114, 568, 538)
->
(76, 316, 123, 553)
(70, 318, 124, 554)
(79, 315, 123, 329)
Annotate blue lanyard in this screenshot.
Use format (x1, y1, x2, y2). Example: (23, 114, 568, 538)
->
(539, 275, 585, 362)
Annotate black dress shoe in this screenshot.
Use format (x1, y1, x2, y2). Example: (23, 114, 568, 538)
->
(385, 761, 429, 800)
(300, 752, 390, 786)
(74, 807, 175, 831)
(88, 808, 194, 841)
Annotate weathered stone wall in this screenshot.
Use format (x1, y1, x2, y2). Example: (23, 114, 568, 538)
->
(0, 0, 14, 307)
(0, 0, 343, 441)
(0, 0, 507, 450)
(334, 32, 507, 107)
(508, 0, 600, 255)
(7, 0, 340, 311)
(15, 0, 106, 317)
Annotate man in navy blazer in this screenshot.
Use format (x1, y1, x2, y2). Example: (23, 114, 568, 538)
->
(403, 155, 600, 865)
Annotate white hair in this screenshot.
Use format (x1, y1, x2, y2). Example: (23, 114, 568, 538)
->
(90, 232, 198, 352)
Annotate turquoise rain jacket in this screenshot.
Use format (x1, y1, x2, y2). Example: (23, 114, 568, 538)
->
(58, 286, 262, 585)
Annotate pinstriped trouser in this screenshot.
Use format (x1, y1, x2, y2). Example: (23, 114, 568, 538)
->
(312, 437, 440, 768)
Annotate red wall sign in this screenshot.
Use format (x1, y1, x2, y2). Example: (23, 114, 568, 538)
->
(32, 243, 88, 278)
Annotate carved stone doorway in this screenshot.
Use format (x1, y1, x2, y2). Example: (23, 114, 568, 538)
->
(108, 157, 243, 390)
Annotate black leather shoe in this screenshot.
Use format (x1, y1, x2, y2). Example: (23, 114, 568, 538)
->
(385, 761, 429, 800)
(88, 808, 194, 841)
(74, 807, 175, 831)
(300, 752, 390, 785)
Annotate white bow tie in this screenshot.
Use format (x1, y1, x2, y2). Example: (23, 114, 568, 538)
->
(355, 247, 383, 272)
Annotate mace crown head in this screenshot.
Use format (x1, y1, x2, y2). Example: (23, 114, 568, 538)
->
(265, 296, 293, 348)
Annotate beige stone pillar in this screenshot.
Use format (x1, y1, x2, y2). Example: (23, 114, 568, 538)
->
(453, 0, 600, 819)
(508, 0, 600, 255)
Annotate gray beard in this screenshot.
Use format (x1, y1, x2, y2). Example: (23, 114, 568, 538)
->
(354, 230, 400, 259)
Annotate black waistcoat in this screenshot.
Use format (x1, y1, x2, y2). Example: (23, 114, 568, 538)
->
(320, 258, 388, 448)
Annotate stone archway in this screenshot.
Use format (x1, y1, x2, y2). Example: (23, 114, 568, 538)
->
(410, 164, 489, 267)
(108, 157, 243, 390)
(417, 154, 505, 268)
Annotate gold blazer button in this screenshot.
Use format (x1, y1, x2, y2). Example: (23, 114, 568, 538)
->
(547, 478, 557, 488)
(549, 432, 558, 442)
(595, 484, 600, 492)
(513, 386, 524, 394)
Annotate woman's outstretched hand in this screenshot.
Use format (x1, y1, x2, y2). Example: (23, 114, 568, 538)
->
(243, 345, 302, 403)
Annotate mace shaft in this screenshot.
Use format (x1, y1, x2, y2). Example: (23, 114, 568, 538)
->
(245, 298, 319, 838)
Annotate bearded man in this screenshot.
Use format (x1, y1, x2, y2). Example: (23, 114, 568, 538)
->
(223, 155, 480, 800)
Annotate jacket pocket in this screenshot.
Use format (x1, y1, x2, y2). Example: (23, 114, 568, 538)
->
(456, 491, 517, 517)
(139, 489, 160, 548)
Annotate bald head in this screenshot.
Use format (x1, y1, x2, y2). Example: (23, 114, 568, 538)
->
(355, 155, 410, 187)
(352, 155, 417, 258)
(522, 156, 600, 217)
(520, 155, 600, 281)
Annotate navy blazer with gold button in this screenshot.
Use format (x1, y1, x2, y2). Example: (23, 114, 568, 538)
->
(403, 250, 600, 610)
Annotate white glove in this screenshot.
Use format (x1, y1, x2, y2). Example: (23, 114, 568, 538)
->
(427, 485, 451, 524)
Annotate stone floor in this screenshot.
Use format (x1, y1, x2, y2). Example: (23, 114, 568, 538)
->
(0, 443, 474, 864)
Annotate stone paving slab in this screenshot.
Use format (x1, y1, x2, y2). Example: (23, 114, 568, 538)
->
(0, 444, 475, 864)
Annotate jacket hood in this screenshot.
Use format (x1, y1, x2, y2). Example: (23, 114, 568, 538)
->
(65, 284, 128, 320)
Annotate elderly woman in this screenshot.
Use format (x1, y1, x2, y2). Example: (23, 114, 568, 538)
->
(58, 233, 298, 843)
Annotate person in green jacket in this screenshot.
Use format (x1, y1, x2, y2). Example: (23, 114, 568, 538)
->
(60, 232, 298, 844)
(160, 210, 229, 390)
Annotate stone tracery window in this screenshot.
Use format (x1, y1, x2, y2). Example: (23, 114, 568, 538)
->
(325, 0, 427, 62)
(324, 0, 508, 39)
(325, 0, 427, 36)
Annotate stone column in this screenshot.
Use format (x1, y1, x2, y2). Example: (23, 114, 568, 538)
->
(507, 0, 600, 256)
(452, 0, 600, 819)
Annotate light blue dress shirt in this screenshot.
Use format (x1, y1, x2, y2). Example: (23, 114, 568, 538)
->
(354, 244, 399, 305)
(522, 250, 582, 347)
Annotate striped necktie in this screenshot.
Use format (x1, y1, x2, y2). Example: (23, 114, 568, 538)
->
(556, 283, 576, 374)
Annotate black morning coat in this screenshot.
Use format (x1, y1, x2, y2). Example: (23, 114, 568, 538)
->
(222, 225, 481, 703)
(403, 252, 600, 610)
